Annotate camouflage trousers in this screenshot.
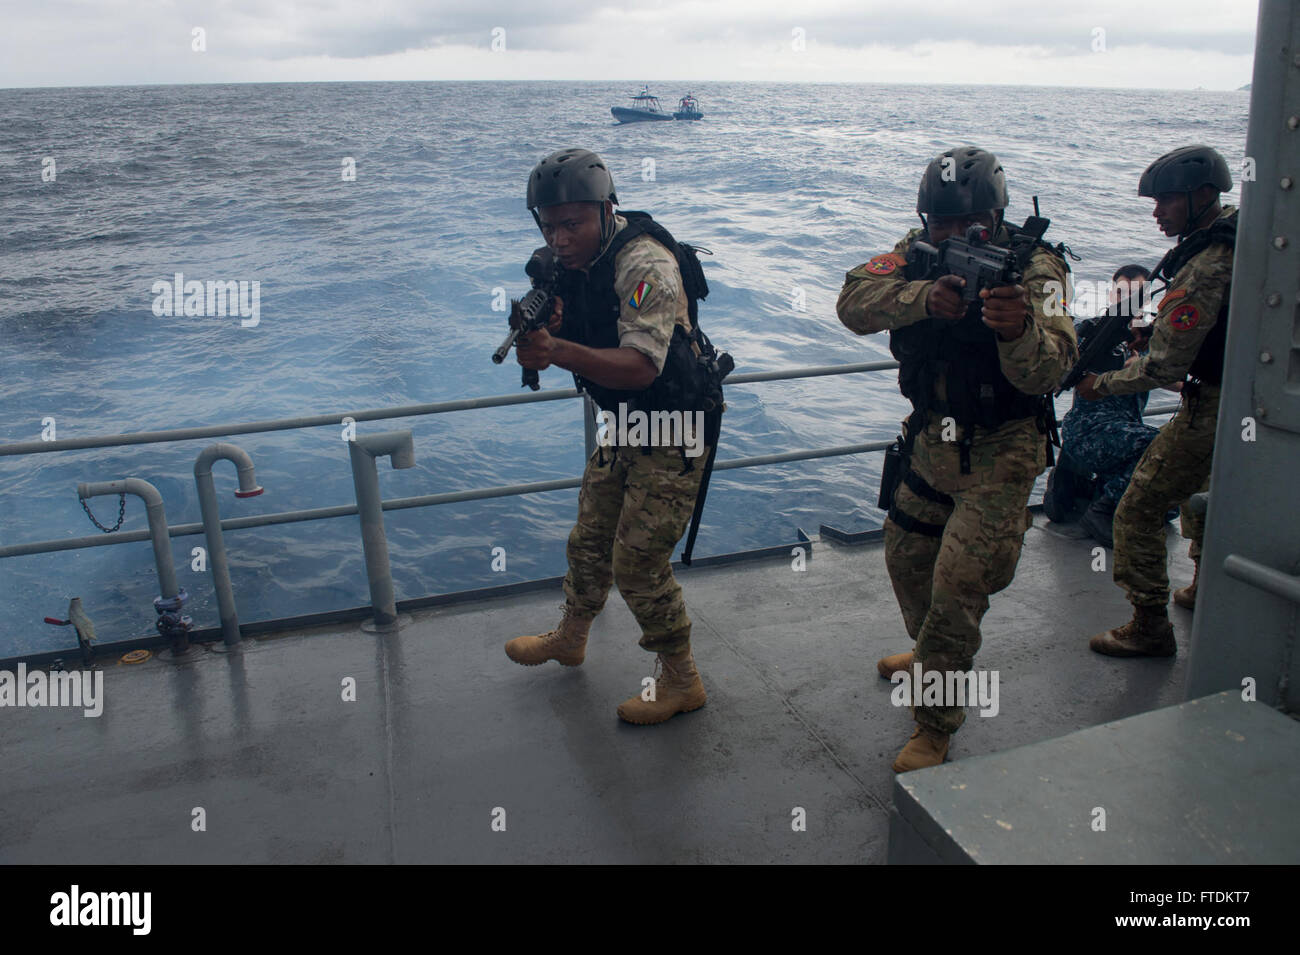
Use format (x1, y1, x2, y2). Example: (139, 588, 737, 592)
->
(884, 415, 1043, 734)
(563, 441, 707, 654)
(1181, 476, 1209, 563)
(1060, 416, 1160, 504)
(1114, 386, 1219, 607)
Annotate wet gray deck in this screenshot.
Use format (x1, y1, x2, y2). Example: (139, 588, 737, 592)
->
(0, 517, 1200, 864)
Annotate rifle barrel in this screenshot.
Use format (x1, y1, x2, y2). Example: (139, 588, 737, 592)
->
(492, 327, 520, 364)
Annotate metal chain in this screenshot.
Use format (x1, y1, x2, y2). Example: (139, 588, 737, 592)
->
(81, 493, 126, 533)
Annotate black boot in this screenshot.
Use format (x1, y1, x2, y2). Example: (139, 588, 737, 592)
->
(1043, 451, 1089, 524)
(1078, 496, 1117, 548)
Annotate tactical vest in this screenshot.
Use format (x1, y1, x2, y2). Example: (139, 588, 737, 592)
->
(1152, 209, 1237, 386)
(552, 211, 722, 419)
(892, 222, 1063, 450)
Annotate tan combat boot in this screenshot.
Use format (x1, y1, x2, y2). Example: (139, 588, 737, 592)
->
(892, 723, 950, 773)
(504, 607, 592, 666)
(1089, 604, 1176, 657)
(877, 650, 914, 679)
(1173, 559, 1199, 611)
(616, 647, 707, 724)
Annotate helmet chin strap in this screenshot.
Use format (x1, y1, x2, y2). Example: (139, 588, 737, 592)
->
(588, 201, 618, 265)
(1182, 190, 1215, 238)
(600, 202, 615, 244)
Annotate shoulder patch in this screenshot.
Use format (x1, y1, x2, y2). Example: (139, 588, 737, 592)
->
(1169, 304, 1200, 331)
(628, 280, 652, 309)
(865, 253, 906, 275)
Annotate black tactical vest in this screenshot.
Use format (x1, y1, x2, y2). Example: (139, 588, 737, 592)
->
(552, 212, 706, 415)
(891, 223, 1061, 434)
(1153, 209, 1237, 386)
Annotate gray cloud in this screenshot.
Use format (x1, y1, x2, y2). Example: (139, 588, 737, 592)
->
(177, 0, 1259, 60)
(0, 0, 1258, 87)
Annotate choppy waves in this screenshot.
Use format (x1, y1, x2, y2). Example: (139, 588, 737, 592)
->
(0, 81, 1249, 654)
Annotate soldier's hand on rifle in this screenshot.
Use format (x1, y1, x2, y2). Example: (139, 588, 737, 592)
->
(1076, 373, 1101, 401)
(980, 284, 1028, 340)
(515, 296, 565, 371)
(1127, 323, 1152, 355)
(515, 325, 556, 370)
(926, 274, 967, 320)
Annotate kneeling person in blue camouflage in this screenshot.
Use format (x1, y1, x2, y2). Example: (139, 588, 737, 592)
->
(1076, 145, 1237, 652)
(505, 148, 728, 724)
(1054, 265, 1165, 546)
(837, 147, 1078, 772)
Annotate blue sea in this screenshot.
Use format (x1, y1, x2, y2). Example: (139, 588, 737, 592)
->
(0, 81, 1249, 657)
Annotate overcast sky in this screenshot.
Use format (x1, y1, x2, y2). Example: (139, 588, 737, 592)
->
(1, 0, 1259, 90)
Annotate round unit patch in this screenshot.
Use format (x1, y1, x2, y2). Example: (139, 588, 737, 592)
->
(865, 254, 902, 275)
(1169, 304, 1200, 331)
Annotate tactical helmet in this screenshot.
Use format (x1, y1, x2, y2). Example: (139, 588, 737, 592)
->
(917, 146, 1009, 216)
(526, 148, 619, 210)
(1138, 145, 1232, 196)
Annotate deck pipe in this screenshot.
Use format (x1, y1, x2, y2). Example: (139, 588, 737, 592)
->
(77, 477, 193, 651)
(193, 443, 263, 646)
(78, 478, 178, 599)
(347, 430, 415, 631)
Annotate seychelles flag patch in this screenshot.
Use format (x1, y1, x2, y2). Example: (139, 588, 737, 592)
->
(628, 280, 652, 309)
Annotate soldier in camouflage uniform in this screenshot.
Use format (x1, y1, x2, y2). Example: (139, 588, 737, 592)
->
(1077, 145, 1236, 652)
(504, 148, 714, 724)
(838, 147, 1078, 772)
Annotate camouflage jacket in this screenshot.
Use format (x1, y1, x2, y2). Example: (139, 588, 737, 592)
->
(1094, 205, 1237, 396)
(836, 223, 1078, 398)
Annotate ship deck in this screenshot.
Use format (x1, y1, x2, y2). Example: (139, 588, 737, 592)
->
(1, 517, 1200, 864)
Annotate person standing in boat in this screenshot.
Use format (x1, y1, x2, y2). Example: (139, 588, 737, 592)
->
(504, 148, 727, 724)
(837, 147, 1077, 772)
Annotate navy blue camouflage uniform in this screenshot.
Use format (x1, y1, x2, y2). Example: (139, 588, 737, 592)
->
(1059, 319, 1157, 504)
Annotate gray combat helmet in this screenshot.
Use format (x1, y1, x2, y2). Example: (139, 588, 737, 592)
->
(526, 148, 619, 211)
(1138, 145, 1232, 196)
(917, 146, 1009, 217)
(1139, 145, 1231, 238)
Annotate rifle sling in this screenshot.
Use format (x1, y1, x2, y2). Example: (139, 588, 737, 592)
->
(680, 436, 719, 566)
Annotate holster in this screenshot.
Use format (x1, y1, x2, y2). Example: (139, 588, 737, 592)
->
(878, 436, 904, 511)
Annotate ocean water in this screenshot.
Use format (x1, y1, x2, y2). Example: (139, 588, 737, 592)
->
(0, 81, 1249, 657)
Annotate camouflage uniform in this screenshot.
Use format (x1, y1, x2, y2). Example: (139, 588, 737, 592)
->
(838, 225, 1077, 733)
(561, 215, 706, 653)
(1181, 478, 1209, 563)
(1092, 207, 1235, 608)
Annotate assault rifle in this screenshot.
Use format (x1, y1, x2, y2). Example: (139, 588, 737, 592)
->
(491, 252, 559, 391)
(1057, 287, 1154, 395)
(911, 223, 1027, 303)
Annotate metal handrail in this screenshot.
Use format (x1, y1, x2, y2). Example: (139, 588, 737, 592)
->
(0, 360, 1182, 561)
(0, 360, 901, 458)
(0, 359, 1183, 657)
